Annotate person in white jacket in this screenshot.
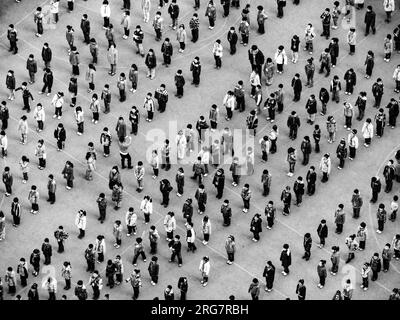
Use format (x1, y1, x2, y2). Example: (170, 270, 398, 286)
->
(140, 195, 153, 224)
(50, 0, 59, 24)
(274, 45, 287, 74)
(33, 103, 45, 132)
(320, 153, 331, 183)
(212, 39, 223, 69)
(384, 0, 395, 23)
(186, 222, 197, 252)
(199, 256, 210, 287)
(163, 211, 176, 241)
(198, 146, 210, 176)
(125, 207, 137, 236)
(94, 235, 106, 263)
(101, 0, 111, 29)
(361, 118, 374, 147)
(223, 90, 235, 121)
(75, 210, 87, 239)
(51, 92, 64, 120)
(176, 130, 187, 160)
(393, 64, 400, 93)
(347, 129, 359, 160)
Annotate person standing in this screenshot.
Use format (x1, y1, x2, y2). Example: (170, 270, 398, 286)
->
(263, 261, 275, 292)
(384, 0, 395, 23)
(370, 176, 381, 203)
(372, 78, 384, 107)
(7, 24, 18, 54)
(305, 96, 317, 125)
(330, 246, 340, 275)
(320, 8, 331, 39)
(221, 201, 232, 227)
(343, 279, 353, 300)
(296, 279, 306, 300)
(169, 235, 183, 267)
(317, 219, 328, 248)
(34, 7, 44, 37)
(345, 234, 359, 263)
(302, 233, 312, 261)
(75, 210, 87, 239)
(387, 98, 399, 128)
(250, 214, 262, 242)
(26, 54, 38, 85)
(305, 58, 315, 87)
(225, 235, 236, 265)
(189, 13, 200, 43)
(89, 270, 103, 300)
(212, 40, 223, 69)
(344, 68, 357, 95)
(347, 28, 356, 55)
(376, 203, 387, 234)
(199, 256, 210, 287)
(336, 138, 348, 170)
(54, 226, 68, 253)
(364, 51, 374, 79)
(370, 253, 382, 281)
(47, 174, 56, 204)
(41, 238, 52, 265)
(148, 256, 159, 285)
(360, 262, 371, 291)
(62, 161, 74, 190)
(383, 160, 396, 192)
(287, 111, 301, 140)
(351, 189, 363, 218)
(61, 262, 72, 290)
(317, 260, 327, 289)
(364, 6, 376, 36)
(248, 278, 260, 300)
(84, 244, 96, 273)
(17, 258, 28, 286)
(362, 118, 374, 147)
(347, 129, 359, 160)
(190, 57, 201, 87)
(161, 38, 173, 66)
(382, 243, 393, 272)
(334, 204, 345, 234)
(2, 167, 13, 197)
(357, 222, 368, 250)
(145, 49, 157, 80)
(280, 244, 291, 276)
(177, 277, 188, 300)
(291, 74, 302, 101)
(306, 166, 317, 195)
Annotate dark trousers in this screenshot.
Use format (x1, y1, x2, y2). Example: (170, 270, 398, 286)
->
(289, 127, 298, 139)
(38, 121, 44, 131)
(57, 240, 64, 253)
(349, 44, 355, 54)
(5, 183, 12, 194)
(162, 192, 170, 206)
(258, 22, 265, 34)
(131, 122, 138, 135)
(229, 41, 237, 54)
(132, 286, 139, 300)
(191, 29, 199, 42)
(41, 83, 52, 94)
(20, 275, 27, 287)
(349, 146, 356, 159)
(48, 292, 56, 300)
(92, 286, 100, 300)
(277, 5, 284, 18)
(236, 96, 245, 112)
(385, 179, 393, 192)
(307, 183, 315, 195)
(170, 251, 183, 264)
(365, 22, 376, 35)
(120, 152, 132, 169)
(39, 158, 46, 168)
(86, 260, 95, 272)
(362, 277, 368, 288)
(119, 89, 126, 102)
(9, 40, 18, 53)
(193, 73, 200, 85)
(371, 190, 378, 202)
(208, 17, 215, 27)
(44, 254, 51, 265)
(163, 54, 171, 65)
(103, 17, 110, 28)
(180, 290, 187, 300)
(98, 208, 106, 221)
(48, 191, 55, 203)
(83, 32, 90, 44)
(227, 252, 234, 262)
(353, 207, 360, 218)
(150, 242, 157, 254)
(266, 277, 273, 289)
(378, 219, 385, 232)
(214, 55, 222, 68)
(23, 96, 31, 111)
(72, 65, 79, 76)
(335, 223, 343, 234)
(319, 276, 326, 286)
(359, 240, 365, 250)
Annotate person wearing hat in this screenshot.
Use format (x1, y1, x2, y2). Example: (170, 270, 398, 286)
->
(199, 256, 210, 286)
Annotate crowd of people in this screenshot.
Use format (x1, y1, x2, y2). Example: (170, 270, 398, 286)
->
(0, 0, 400, 300)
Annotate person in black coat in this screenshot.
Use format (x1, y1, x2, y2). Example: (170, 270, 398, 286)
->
(250, 214, 262, 241)
(383, 160, 395, 193)
(306, 166, 317, 195)
(41, 238, 52, 265)
(160, 179, 173, 207)
(317, 219, 328, 248)
(54, 123, 66, 151)
(370, 176, 381, 203)
(248, 45, 265, 78)
(344, 68, 357, 95)
(293, 176, 305, 206)
(177, 277, 188, 300)
(280, 244, 291, 275)
(387, 98, 399, 128)
(190, 57, 201, 86)
(80, 14, 91, 44)
(287, 111, 301, 140)
(328, 38, 339, 67)
(212, 168, 225, 199)
(262, 261, 275, 292)
(364, 6, 376, 36)
(41, 43, 52, 69)
(169, 235, 183, 266)
(291, 73, 302, 101)
(227, 27, 238, 55)
(296, 279, 306, 300)
(302, 233, 312, 261)
(39, 68, 54, 96)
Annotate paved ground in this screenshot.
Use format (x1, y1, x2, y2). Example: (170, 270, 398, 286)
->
(0, 0, 400, 300)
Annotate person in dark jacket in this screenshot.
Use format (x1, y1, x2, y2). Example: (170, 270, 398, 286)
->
(370, 252, 382, 281)
(145, 49, 157, 80)
(27, 283, 39, 300)
(250, 214, 262, 242)
(26, 54, 38, 84)
(190, 56, 201, 87)
(317, 260, 327, 288)
(280, 244, 291, 275)
(7, 24, 18, 54)
(161, 38, 173, 67)
(317, 219, 328, 248)
(30, 249, 41, 277)
(383, 160, 395, 193)
(160, 179, 173, 207)
(221, 200, 232, 226)
(195, 184, 207, 214)
(370, 176, 381, 203)
(41, 238, 52, 265)
(212, 168, 225, 199)
(169, 235, 183, 266)
(248, 45, 265, 78)
(344, 68, 357, 95)
(364, 6, 376, 36)
(177, 277, 188, 300)
(291, 73, 302, 101)
(305, 95, 317, 124)
(386, 98, 399, 128)
(41, 43, 52, 69)
(296, 279, 306, 300)
(263, 261, 275, 292)
(328, 37, 339, 68)
(287, 111, 301, 140)
(302, 233, 312, 261)
(293, 176, 305, 206)
(227, 27, 238, 55)
(306, 166, 317, 195)
(39, 68, 54, 96)
(300, 136, 312, 165)
(148, 256, 159, 285)
(248, 278, 260, 300)
(80, 14, 91, 44)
